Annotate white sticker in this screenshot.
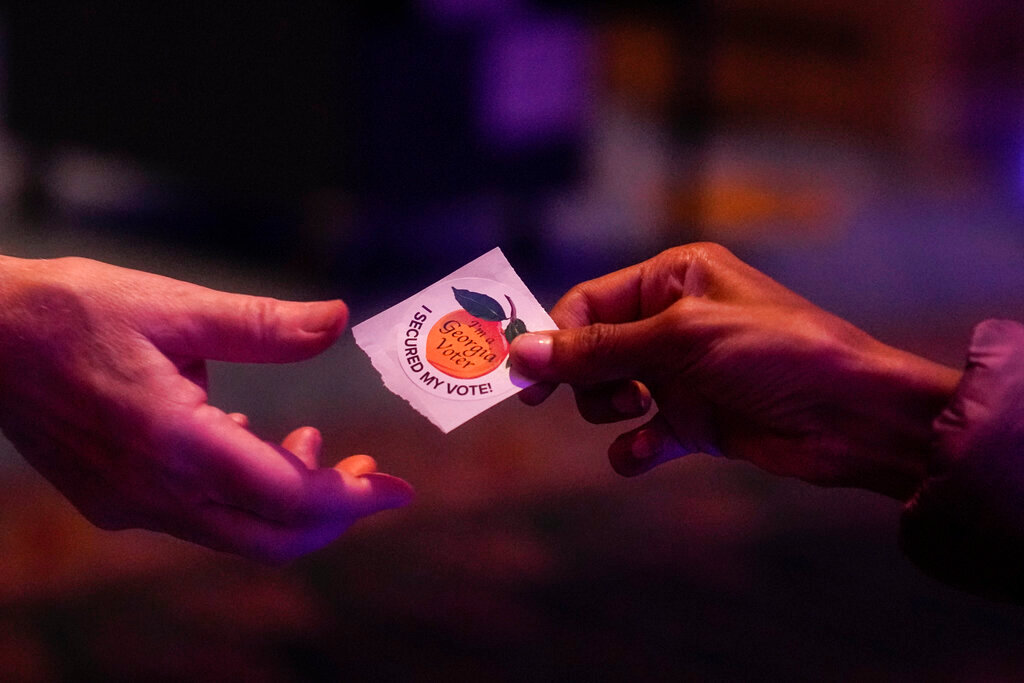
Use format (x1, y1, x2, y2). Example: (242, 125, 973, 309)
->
(353, 248, 556, 433)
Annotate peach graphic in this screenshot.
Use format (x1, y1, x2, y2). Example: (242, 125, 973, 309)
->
(426, 309, 509, 379)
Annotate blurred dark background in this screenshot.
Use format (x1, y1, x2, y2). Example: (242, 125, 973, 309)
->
(1, 1, 1024, 680)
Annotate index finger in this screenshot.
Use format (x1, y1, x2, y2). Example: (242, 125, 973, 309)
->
(550, 264, 643, 329)
(550, 243, 725, 329)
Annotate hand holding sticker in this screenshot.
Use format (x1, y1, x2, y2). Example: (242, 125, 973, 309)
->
(353, 248, 556, 433)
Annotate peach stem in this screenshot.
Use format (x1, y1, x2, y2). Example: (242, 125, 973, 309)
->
(504, 295, 517, 322)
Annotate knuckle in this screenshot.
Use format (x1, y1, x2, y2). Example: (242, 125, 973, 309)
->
(562, 283, 588, 305)
(551, 283, 594, 326)
(687, 241, 734, 262)
(566, 322, 629, 382)
(647, 243, 736, 300)
(243, 297, 281, 345)
(576, 322, 616, 358)
(52, 255, 91, 272)
(662, 242, 733, 271)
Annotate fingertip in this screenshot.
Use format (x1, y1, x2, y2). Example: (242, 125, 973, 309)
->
(607, 418, 690, 477)
(331, 299, 350, 334)
(608, 432, 656, 477)
(510, 332, 554, 380)
(574, 380, 651, 424)
(299, 299, 348, 337)
(282, 426, 322, 468)
(227, 412, 250, 428)
(286, 425, 322, 446)
(359, 473, 415, 511)
(336, 454, 378, 477)
(611, 380, 652, 418)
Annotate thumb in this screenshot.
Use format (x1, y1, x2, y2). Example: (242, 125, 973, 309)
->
(153, 291, 348, 363)
(510, 318, 663, 386)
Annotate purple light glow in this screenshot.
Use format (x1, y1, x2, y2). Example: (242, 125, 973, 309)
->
(477, 16, 591, 150)
(1018, 125, 1024, 201)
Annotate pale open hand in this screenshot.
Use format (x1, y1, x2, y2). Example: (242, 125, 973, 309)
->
(0, 255, 413, 562)
(511, 243, 962, 500)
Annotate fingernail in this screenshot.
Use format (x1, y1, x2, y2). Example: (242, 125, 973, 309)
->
(611, 382, 650, 416)
(342, 454, 377, 477)
(361, 473, 415, 509)
(631, 430, 657, 460)
(608, 432, 656, 478)
(511, 333, 553, 373)
(299, 300, 347, 334)
(301, 427, 323, 454)
(227, 412, 250, 428)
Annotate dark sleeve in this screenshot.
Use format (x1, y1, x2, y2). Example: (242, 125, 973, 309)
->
(900, 319, 1024, 602)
